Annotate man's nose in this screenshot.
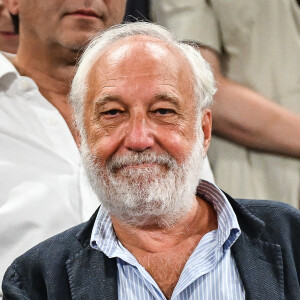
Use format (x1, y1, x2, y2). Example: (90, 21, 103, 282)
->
(123, 114, 155, 152)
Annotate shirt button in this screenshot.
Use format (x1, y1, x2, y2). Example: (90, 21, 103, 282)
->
(18, 79, 33, 92)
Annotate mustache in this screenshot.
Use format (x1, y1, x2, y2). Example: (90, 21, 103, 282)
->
(106, 151, 177, 172)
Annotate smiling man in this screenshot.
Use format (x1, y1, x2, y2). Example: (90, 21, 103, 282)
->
(3, 23, 300, 300)
(0, 0, 127, 295)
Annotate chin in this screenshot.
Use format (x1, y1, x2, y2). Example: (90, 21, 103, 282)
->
(111, 205, 190, 228)
(63, 40, 88, 52)
(0, 39, 19, 54)
(59, 32, 95, 52)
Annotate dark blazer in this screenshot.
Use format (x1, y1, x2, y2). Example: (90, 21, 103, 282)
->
(2, 194, 300, 300)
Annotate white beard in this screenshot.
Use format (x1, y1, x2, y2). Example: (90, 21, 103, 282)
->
(81, 130, 205, 227)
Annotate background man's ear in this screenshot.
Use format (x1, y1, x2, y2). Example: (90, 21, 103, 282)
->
(201, 109, 212, 156)
(3, 0, 19, 15)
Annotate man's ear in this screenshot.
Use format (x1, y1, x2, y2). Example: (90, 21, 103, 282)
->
(201, 109, 212, 156)
(3, 0, 19, 15)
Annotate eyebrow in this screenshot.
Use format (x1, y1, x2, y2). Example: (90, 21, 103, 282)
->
(93, 92, 181, 108)
(94, 94, 122, 107)
(154, 92, 181, 108)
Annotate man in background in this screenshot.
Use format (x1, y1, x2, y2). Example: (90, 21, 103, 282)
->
(0, 0, 127, 295)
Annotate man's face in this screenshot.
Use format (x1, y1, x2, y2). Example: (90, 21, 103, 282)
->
(85, 37, 201, 169)
(0, 0, 18, 53)
(82, 36, 211, 225)
(6, 0, 126, 51)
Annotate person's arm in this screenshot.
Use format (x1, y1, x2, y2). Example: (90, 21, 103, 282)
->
(200, 47, 300, 158)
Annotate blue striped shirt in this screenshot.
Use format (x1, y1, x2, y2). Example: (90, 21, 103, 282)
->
(91, 180, 245, 299)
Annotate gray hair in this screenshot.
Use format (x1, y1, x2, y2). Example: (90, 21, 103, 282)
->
(70, 22, 216, 135)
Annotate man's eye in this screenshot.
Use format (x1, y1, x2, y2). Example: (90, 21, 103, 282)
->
(103, 109, 122, 116)
(154, 108, 175, 115)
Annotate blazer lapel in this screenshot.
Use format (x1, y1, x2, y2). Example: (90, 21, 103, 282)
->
(232, 233, 284, 300)
(228, 195, 284, 300)
(65, 208, 118, 300)
(66, 247, 118, 300)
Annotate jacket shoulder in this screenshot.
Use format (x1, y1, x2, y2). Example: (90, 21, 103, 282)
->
(2, 222, 88, 300)
(20, 221, 87, 260)
(236, 198, 300, 223)
(233, 198, 300, 249)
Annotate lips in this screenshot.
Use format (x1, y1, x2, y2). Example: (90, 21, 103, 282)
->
(0, 31, 17, 37)
(121, 163, 157, 169)
(67, 9, 100, 18)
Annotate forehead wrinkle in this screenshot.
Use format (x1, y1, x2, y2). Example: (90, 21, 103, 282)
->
(88, 36, 195, 105)
(91, 57, 176, 83)
(91, 37, 192, 85)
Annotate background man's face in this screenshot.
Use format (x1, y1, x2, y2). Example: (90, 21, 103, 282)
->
(84, 36, 199, 174)
(0, 0, 18, 53)
(9, 0, 126, 51)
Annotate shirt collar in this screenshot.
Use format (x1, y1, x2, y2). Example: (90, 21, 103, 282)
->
(196, 180, 241, 251)
(90, 180, 241, 257)
(90, 205, 118, 257)
(0, 52, 18, 80)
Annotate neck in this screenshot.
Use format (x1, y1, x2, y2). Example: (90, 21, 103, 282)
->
(14, 35, 78, 92)
(111, 196, 218, 254)
(112, 196, 217, 299)
(11, 37, 81, 140)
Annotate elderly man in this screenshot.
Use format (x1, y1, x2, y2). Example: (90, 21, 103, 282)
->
(3, 23, 300, 300)
(0, 0, 127, 294)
